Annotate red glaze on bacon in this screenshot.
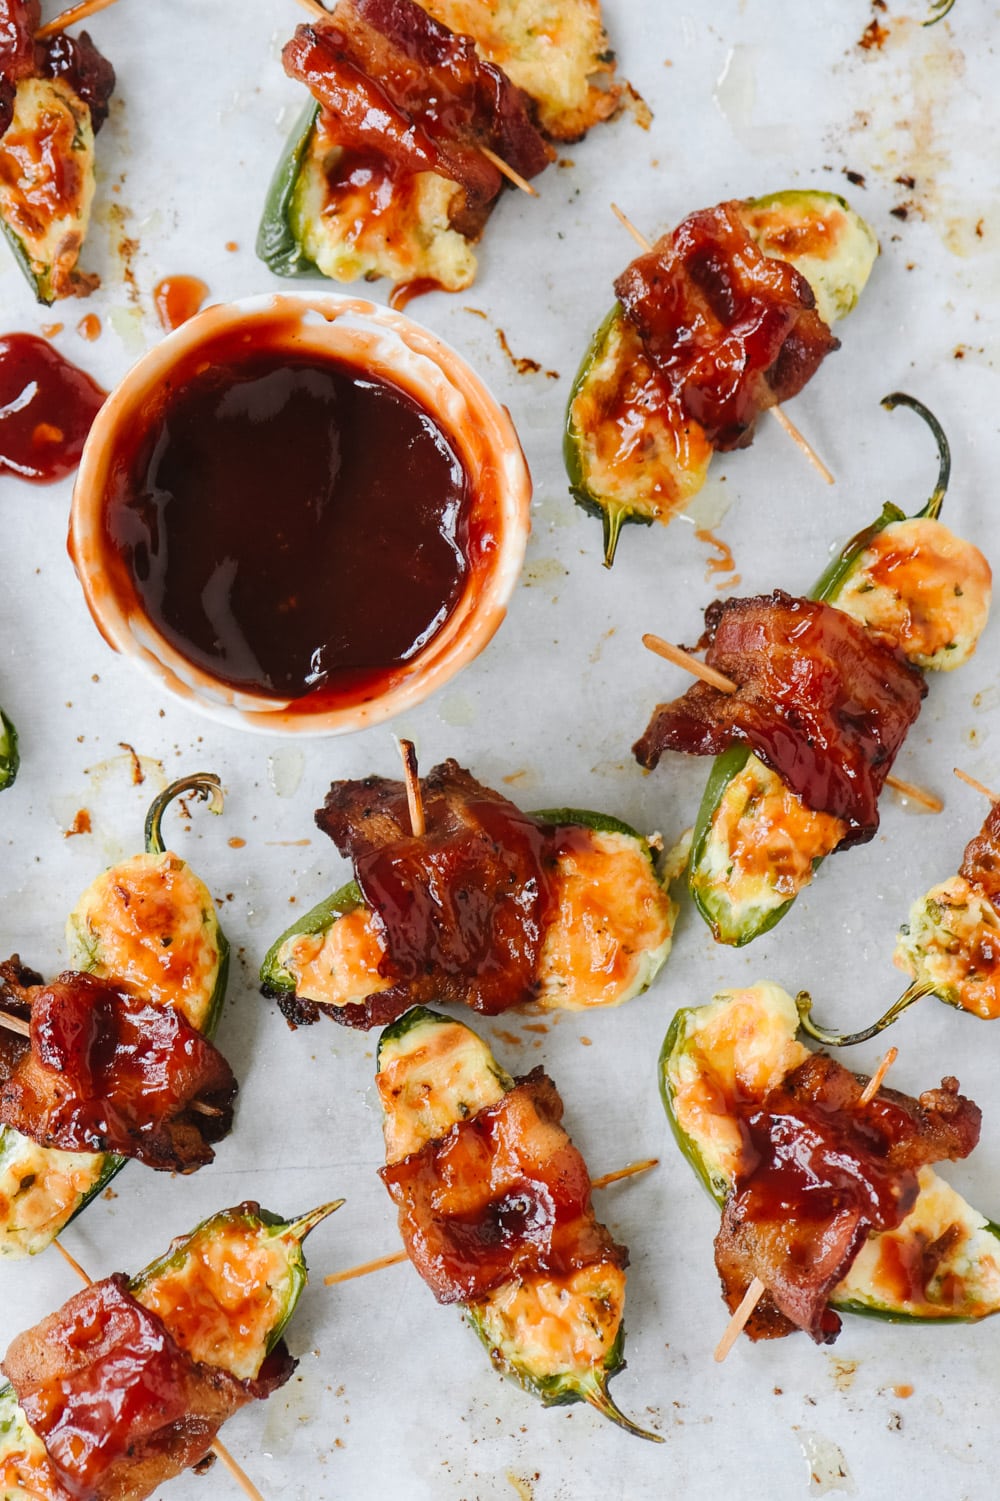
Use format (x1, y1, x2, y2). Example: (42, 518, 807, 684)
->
(959, 801, 1000, 906)
(2, 1275, 294, 1501)
(283, 0, 550, 237)
(0, 2, 114, 137)
(715, 1054, 981, 1343)
(633, 591, 926, 845)
(0, 972, 236, 1171)
(313, 760, 562, 1029)
(380, 1068, 627, 1304)
(614, 201, 840, 450)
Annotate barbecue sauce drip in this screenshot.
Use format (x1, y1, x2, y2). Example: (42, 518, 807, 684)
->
(153, 276, 208, 332)
(0, 333, 105, 482)
(104, 350, 471, 702)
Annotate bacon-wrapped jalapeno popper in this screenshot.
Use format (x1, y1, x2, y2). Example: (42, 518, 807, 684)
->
(0, 0, 115, 302)
(261, 759, 679, 1028)
(376, 1005, 658, 1438)
(565, 190, 878, 564)
(0, 1198, 340, 1498)
(258, 0, 629, 291)
(0, 776, 230, 1257)
(635, 396, 991, 946)
(660, 983, 1000, 1346)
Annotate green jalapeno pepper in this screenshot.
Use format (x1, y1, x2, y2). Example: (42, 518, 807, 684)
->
(256, 101, 322, 278)
(377, 1006, 659, 1439)
(0, 711, 18, 792)
(261, 807, 679, 1021)
(565, 190, 879, 566)
(0, 1197, 342, 1492)
(0, 774, 230, 1258)
(660, 981, 1000, 1324)
(686, 392, 991, 946)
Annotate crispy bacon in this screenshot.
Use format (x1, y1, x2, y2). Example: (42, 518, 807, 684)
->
(633, 592, 926, 844)
(959, 801, 1000, 905)
(715, 1053, 981, 1342)
(314, 760, 561, 1028)
(0, 2, 114, 138)
(381, 1069, 627, 1304)
(284, 0, 550, 238)
(614, 201, 840, 450)
(0, 972, 236, 1171)
(2, 1275, 294, 1501)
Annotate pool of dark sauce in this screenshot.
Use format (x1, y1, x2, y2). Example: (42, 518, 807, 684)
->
(0, 334, 106, 483)
(104, 345, 473, 705)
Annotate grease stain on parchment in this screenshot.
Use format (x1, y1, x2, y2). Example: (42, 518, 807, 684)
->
(798, 1431, 855, 1494)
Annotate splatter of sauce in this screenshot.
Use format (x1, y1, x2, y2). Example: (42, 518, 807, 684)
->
(64, 808, 92, 837)
(0, 334, 105, 483)
(495, 329, 559, 379)
(228, 837, 246, 849)
(388, 278, 444, 312)
(153, 276, 209, 333)
(694, 526, 741, 589)
(225, 241, 239, 252)
(859, 18, 889, 49)
(77, 313, 101, 342)
(40, 323, 63, 338)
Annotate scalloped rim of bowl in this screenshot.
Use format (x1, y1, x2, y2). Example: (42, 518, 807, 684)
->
(69, 292, 532, 736)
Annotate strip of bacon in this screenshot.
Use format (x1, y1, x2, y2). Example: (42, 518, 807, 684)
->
(614, 201, 840, 450)
(633, 592, 926, 844)
(380, 1069, 627, 1304)
(314, 760, 561, 1027)
(0, 1, 114, 137)
(283, 0, 550, 237)
(714, 1054, 981, 1342)
(959, 801, 1000, 904)
(2, 1275, 293, 1501)
(0, 971, 236, 1171)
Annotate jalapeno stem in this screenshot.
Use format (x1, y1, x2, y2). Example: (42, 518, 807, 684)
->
(880, 392, 950, 519)
(584, 1379, 664, 1443)
(144, 773, 225, 856)
(795, 981, 937, 1048)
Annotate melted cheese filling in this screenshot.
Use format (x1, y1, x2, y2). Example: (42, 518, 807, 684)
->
(570, 314, 712, 524)
(0, 1130, 105, 1259)
(695, 755, 845, 920)
(472, 1263, 626, 1380)
(379, 1019, 511, 1164)
(421, 0, 621, 140)
(66, 851, 221, 1030)
(836, 518, 992, 671)
(134, 1223, 294, 1382)
(895, 875, 1000, 1020)
(0, 1384, 55, 1500)
(292, 125, 477, 291)
(0, 76, 95, 301)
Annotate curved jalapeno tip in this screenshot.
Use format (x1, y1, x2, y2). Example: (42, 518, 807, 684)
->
(144, 772, 225, 855)
(879, 392, 951, 519)
(795, 982, 936, 1048)
(0, 708, 18, 791)
(601, 504, 628, 569)
(923, 0, 956, 24)
(284, 1199, 345, 1245)
(584, 1379, 664, 1443)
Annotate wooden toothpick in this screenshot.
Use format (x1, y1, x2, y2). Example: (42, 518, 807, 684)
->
(643, 633, 941, 813)
(714, 1276, 766, 1363)
(290, 0, 536, 196)
(36, 0, 120, 38)
(324, 1159, 658, 1287)
(857, 1046, 898, 1107)
(51, 1241, 268, 1501)
(609, 203, 834, 484)
(396, 738, 426, 838)
(954, 767, 999, 803)
(0, 1009, 29, 1038)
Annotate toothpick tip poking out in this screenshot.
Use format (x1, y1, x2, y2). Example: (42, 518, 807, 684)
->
(480, 145, 538, 196)
(858, 1046, 898, 1108)
(885, 773, 942, 813)
(395, 736, 426, 838)
(35, 0, 122, 38)
(714, 1276, 766, 1362)
(768, 405, 835, 485)
(610, 202, 652, 253)
(642, 633, 739, 695)
(953, 767, 999, 803)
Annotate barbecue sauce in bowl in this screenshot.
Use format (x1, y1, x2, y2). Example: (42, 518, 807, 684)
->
(103, 346, 471, 705)
(71, 294, 531, 732)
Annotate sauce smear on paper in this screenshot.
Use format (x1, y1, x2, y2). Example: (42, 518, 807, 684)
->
(0, 334, 105, 483)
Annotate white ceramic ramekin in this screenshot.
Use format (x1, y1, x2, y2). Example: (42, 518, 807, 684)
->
(69, 292, 532, 734)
